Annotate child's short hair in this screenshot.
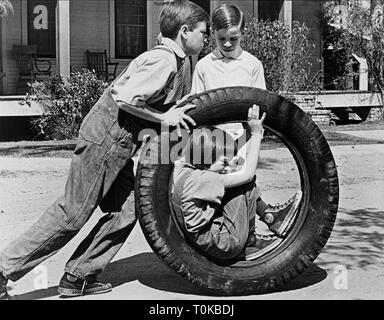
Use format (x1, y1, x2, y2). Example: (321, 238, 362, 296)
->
(211, 4, 245, 32)
(183, 126, 238, 170)
(160, 0, 209, 40)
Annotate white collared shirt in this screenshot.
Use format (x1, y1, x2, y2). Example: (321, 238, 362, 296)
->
(160, 37, 186, 60)
(111, 37, 185, 108)
(191, 48, 266, 94)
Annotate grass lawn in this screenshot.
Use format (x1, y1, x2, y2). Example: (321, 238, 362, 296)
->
(0, 120, 383, 158)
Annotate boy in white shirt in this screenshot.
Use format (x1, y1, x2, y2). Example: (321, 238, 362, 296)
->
(191, 5, 266, 94)
(187, 4, 302, 256)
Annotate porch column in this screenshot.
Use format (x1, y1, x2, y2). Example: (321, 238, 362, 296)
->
(280, 0, 292, 32)
(280, 0, 292, 92)
(352, 54, 369, 91)
(56, 0, 70, 80)
(253, 0, 259, 18)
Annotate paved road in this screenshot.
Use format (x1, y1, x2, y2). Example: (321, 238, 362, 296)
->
(0, 139, 383, 300)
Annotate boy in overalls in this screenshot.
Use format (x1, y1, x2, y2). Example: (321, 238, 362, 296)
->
(0, 0, 209, 299)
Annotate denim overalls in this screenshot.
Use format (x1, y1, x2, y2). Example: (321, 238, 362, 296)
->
(0, 46, 183, 281)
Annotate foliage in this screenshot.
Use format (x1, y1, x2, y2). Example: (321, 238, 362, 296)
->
(23, 69, 109, 140)
(325, 1, 384, 113)
(0, 0, 13, 17)
(200, 19, 322, 93)
(321, 7, 356, 90)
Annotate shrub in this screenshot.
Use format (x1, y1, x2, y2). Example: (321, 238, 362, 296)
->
(201, 19, 322, 93)
(23, 69, 109, 140)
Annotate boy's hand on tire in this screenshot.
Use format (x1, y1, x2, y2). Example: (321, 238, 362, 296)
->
(161, 104, 196, 137)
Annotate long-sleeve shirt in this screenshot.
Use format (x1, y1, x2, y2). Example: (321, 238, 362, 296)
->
(111, 37, 186, 110)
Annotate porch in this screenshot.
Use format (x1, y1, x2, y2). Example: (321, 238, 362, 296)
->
(0, 0, 166, 96)
(0, 95, 42, 141)
(1, 0, 323, 97)
(0, 0, 328, 141)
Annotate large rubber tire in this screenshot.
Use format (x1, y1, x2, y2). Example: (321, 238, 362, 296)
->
(135, 87, 339, 295)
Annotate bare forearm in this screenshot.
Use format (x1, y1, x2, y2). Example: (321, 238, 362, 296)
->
(243, 133, 262, 178)
(224, 132, 262, 188)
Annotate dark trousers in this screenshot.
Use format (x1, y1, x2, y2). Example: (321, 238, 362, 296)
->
(0, 89, 141, 281)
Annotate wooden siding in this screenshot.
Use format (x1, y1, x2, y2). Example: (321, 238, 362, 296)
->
(148, 1, 162, 52)
(3, 0, 56, 95)
(70, 0, 111, 72)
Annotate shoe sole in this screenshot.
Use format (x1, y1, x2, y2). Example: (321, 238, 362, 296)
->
(276, 190, 303, 237)
(57, 284, 112, 297)
(245, 238, 283, 261)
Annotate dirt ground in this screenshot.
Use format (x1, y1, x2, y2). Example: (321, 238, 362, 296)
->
(0, 129, 383, 301)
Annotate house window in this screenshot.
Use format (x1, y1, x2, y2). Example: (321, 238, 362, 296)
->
(258, 0, 283, 21)
(27, 0, 57, 57)
(115, 0, 146, 59)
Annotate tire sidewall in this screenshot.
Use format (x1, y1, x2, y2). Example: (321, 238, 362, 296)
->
(136, 87, 339, 295)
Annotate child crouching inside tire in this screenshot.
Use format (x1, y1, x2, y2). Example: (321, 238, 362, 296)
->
(171, 105, 302, 261)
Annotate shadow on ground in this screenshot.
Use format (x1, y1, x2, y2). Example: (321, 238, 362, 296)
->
(9, 208, 383, 300)
(10, 254, 327, 300)
(316, 207, 384, 271)
(109, 253, 327, 297)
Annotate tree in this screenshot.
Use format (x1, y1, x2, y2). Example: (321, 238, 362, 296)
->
(242, 19, 322, 93)
(326, 0, 384, 117)
(0, 0, 14, 17)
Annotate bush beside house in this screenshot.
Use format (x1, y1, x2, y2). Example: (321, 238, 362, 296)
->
(23, 69, 109, 140)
